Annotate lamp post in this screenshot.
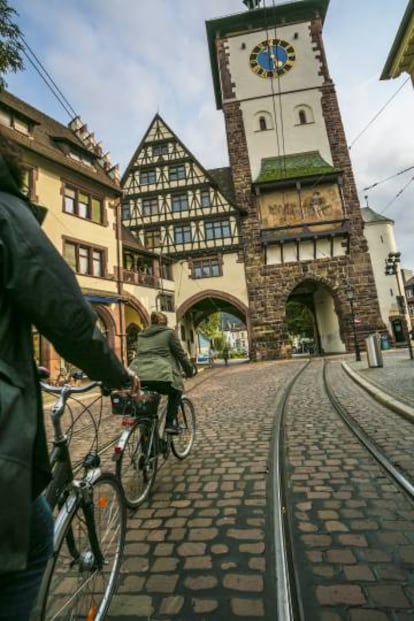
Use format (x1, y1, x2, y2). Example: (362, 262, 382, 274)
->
(384, 252, 413, 360)
(346, 287, 361, 362)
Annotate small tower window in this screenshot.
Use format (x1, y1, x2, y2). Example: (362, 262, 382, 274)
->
(294, 104, 314, 126)
(254, 110, 273, 132)
(298, 110, 307, 125)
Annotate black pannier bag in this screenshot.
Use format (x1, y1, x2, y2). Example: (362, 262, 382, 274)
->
(110, 390, 160, 417)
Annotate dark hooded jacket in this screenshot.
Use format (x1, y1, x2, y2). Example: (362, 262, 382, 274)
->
(129, 325, 193, 391)
(0, 155, 130, 572)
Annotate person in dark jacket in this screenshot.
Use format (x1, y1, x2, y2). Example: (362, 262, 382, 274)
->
(0, 133, 139, 621)
(129, 311, 194, 434)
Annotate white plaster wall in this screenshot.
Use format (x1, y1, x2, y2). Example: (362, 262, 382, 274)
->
(35, 165, 119, 294)
(314, 287, 346, 353)
(172, 253, 248, 312)
(225, 22, 332, 178)
(363, 219, 407, 332)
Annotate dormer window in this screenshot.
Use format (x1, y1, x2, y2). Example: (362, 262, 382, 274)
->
(0, 108, 32, 135)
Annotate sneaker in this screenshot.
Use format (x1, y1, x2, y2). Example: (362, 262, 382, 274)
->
(165, 421, 179, 435)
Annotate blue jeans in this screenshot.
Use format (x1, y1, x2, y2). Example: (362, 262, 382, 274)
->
(0, 495, 54, 621)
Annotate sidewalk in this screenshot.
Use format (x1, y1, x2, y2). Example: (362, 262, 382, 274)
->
(342, 348, 414, 421)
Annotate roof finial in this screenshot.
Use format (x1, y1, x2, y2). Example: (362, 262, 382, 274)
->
(243, 0, 262, 9)
(364, 194, 369, 207)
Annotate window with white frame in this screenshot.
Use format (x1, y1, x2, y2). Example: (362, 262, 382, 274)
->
(191, 256, 221, 279)
(205, 219, 231, 241)
(140, 169, 157, 185)
(64, 241, 104, 277)
(200, 190, 210, 208)
(142, 197, 159, 216)
(63, 185, 103, 224)
(171, 193, 188, 212)
(174, 224, 191, 244)
(152, 143, 169, 157)
(169, 164, 185, 181)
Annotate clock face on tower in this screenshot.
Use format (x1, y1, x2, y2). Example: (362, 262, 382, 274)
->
(249, 39, 296, 78)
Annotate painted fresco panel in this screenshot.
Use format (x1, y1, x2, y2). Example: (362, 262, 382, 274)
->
(260, 183, 344, 231)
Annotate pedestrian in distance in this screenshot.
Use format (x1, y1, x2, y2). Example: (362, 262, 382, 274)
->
(208, 345, 216, 368)
(129, 311, 195, 434)
(223, 345, 229, 366)
(0, 132, 140, 621)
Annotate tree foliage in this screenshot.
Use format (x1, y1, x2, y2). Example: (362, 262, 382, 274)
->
(0, 0, 24, 89)
(198, 312, 222, 348)
(286, 301, 314, 339)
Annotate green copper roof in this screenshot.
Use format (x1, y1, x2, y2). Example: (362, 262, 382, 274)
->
(254, 151, 338, 184)
(206, 0, 330, 109)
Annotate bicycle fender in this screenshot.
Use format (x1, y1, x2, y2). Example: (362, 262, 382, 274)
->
(113, 429, 130, 462)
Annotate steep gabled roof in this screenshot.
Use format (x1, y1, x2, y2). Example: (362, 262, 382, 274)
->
(207, 166, 236, 204)
(0, 90, 120, 192)
(122, 113, 243, 214)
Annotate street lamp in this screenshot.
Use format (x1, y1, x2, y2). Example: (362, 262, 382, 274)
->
(384, 252, 413, 360)
(346, 287, 361, 362)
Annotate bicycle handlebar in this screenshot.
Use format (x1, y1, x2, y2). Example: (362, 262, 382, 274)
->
(40, 380, 102, 397)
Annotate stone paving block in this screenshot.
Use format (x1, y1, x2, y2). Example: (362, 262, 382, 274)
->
(230, 598, 265, 617)
(316, 584, 366, 606)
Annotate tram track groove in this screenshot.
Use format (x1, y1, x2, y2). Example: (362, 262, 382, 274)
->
(279, 357, 414, 620)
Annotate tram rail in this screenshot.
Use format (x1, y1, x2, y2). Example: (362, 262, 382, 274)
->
(272, 357, 414, 620)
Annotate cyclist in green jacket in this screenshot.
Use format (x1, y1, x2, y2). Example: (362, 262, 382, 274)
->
(129, 312, 194, 434)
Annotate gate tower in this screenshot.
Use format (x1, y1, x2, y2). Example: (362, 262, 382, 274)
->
(206, 0, 383, 359)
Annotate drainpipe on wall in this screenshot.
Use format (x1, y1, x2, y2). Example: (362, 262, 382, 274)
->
(114, 196, 125, 363)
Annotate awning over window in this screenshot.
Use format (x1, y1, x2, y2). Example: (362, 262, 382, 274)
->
(84, 295, 121, 305)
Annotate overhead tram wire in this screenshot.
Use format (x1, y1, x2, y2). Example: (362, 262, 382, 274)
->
(362, 165, 414, 192)
(348, 77, 410, 151)
(17, 30, 78, 120)
(271, 0, 288, 179)
(380, 174, 414, 214)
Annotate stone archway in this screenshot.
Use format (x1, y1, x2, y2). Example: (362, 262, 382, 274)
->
(177, 289, 249, 325)
(285, 276, 346, 355)
(176, 289, 251, 357)
(95, 304, 117, 348)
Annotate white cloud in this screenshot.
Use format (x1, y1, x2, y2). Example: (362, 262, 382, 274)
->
(7, 0, 414, 269)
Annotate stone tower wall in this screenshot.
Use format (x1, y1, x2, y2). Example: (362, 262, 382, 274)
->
(217, 17, 384, 360)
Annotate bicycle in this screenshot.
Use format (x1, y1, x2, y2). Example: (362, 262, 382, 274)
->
(33, 369, 126, 621)
(112, 389, 196, 509)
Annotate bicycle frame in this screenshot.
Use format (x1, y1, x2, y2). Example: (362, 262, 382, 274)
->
(41, 380, 105, 563)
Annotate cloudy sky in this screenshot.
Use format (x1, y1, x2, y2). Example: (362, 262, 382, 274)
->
(5, 0, 414, 268)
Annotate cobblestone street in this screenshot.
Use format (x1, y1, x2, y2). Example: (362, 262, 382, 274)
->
(104, 360, 303, 620)
(42, 353, 414, 620)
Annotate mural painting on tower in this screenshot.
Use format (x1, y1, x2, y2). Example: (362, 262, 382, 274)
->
(260, 183, 344, 231)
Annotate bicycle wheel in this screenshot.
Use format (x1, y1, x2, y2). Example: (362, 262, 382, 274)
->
(171, 397, 196, 459)
(37, 472, 126, 621)
(116, 421, 158, 508)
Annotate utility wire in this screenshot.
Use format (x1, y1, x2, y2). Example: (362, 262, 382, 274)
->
(380, 174, 414, 214)
(19, 36, 78, 119)
(20, 34, 78, 117)
(20, 48, 75, 119)
(362, 165, 414, 191)
(6, 11, 79, 120)
(349, 77, 409, 150)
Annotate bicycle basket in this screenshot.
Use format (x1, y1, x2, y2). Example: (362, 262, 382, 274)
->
(110, 390, 160, 417)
